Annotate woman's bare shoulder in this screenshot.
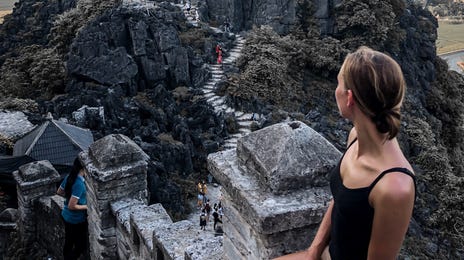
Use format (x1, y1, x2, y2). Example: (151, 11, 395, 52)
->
(371, 168, 415, 207)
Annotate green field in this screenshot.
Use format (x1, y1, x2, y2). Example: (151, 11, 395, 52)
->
(437, 21, 464, 54)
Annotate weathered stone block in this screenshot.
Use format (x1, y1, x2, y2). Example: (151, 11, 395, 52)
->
(13, 160, 60, 191)
(111, 198, 147, 234)
(209, 149, 332, 234)
(87, 134, 149, 174)
(154, 220, 195, 259)
(222, 192, 318, 259)
(236, 121, 341, 195)
(131, 203, 173, 254)
(185, 235, 223, 260)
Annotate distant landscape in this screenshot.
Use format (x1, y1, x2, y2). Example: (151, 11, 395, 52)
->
(0, 1, 16, 11)
(0, 0, 16, 24)
(437, 20, 464, 54)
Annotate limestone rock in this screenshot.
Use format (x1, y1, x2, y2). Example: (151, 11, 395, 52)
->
(237, 121, 341, 194)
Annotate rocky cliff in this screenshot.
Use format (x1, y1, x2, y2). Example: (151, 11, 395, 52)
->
(221, 0, 464, 258)
(0, 0, 463, 258)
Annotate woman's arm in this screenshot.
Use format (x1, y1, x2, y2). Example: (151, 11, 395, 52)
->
(67, 196, 88, 211)
(307, 199, 333, 258)
(367, 173, 415, 260)
(56, 187, 65, 197)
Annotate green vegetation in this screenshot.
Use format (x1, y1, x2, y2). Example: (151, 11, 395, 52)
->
(437, 20, 464, 54)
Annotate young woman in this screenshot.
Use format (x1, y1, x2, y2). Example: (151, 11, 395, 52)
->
(57, 158, 88, 260)
(275, 46, 416, 260)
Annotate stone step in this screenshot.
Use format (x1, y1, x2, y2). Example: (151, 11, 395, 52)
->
(210, 70, 223, 75)
(214, 104, 230, 114)
(238, 120, 253, 127)
(210, 64, 222, 68)
(207, 95, 221, 103)
(234, 111, 245, 118)
(227, 52, 241, 57)
(229, 133, 243, 139)
(204, 81, 216, 87)
(203, 85, 216, 91)
(223, 58, 238, 63)
(224, 56, 236, 61)
(211, 77, 222, 82)
(222, 144, 236, 150)
(211, 97, 225, 107)
(239, 128, 251, 134)
(202, 89, 214, 94)
(225, 138, 238, 144)
(203, 92, 216, 98)
(226, 107, 235, 113)
(237, 113, 254, 121)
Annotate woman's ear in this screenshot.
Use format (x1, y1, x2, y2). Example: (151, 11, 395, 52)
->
(347, 89, 354, 107)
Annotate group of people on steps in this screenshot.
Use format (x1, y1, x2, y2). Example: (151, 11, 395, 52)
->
(197, 180, 224, 232)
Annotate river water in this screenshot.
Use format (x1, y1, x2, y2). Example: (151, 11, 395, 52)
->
(440, 50, 464, 75)
(0, 1, 17, 12)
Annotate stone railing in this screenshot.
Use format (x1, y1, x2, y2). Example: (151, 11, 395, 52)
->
(7, 121, 341, 259)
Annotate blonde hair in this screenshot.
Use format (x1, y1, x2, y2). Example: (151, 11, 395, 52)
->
(341, 46, 406, 139)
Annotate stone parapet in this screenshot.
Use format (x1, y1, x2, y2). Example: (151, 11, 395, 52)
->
(131, 203, 173, 259)
(82, 134, 149, 259)
(13, 160, 60, 247)
(185, 235, 223, 260)
(35, 195, 66, 259)
(111, 199, 147, 260)
(209, 149, 332, 235)
(13, 160, 60, 191)
(208, 121, 341, 259)
(154, 219, 223, 260)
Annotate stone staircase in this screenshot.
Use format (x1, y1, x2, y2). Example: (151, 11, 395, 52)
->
(177, 4, 261, 149)
(126, 0, 261, 149)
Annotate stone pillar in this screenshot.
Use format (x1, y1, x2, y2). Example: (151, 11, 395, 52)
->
(208, 121, 341, 259)
(12, 160, 60, 247)
(80, 134, 149, 259)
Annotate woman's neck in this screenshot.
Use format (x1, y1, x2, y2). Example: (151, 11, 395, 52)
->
(353, 119, 391, 159)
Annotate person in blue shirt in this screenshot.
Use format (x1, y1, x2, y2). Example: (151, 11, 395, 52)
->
(57, 158, 88, 260)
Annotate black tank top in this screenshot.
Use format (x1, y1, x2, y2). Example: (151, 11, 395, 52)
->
(329, 139, 416, 260)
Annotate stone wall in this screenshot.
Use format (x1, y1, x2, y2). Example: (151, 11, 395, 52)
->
(80, 134, 150, 259)
(13, 160, 61, 248)
(0, 222, 15, 257)
(208, 121, 341, 259)
(8, 124, 340, 259)
(35, 195, 66, 259)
